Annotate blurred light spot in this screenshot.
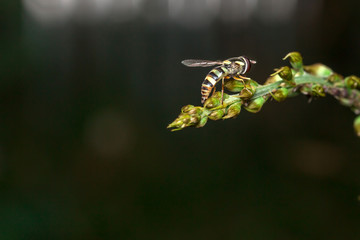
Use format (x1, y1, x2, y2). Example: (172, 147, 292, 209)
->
(73, 0, 143, 22)
(168, 0, 184, 18)
(257, 0, 297, 23)
(142, 0, 171, 24)
(23, 0, 301, 26)
(84, 109, 135, 160)
(168, 0, 220, 28)
(290, 140, 343, 178)
(23, 0, 143, 24)
(92, 0, 114, 17)
(221, 0, 258, 22)
(205, 0, 222, 15)
(106, 0, 143, 22)
(23, 0, 75, 24)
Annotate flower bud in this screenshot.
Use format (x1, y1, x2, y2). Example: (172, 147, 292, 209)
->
(222, 93, 229, 100)
(167, 111, 201, 131)
(327, 73, 343, 84)
(190, 115, 201, 124)
(224, 79, 244, 92)
(244, 96, 268, 113)
(311, 84, 326, 97)
(239, 84, 255, 99)
(279, 66, 293, 82)
(264, 74, 282, 85)
(167, 113, 190, 130)
(354, 115, 360, 137)
(212, 91, 229, 100)
(179, 113, 191, 124)
(187, 107, 203, 115)
(167, 119, 183, 129)
(344, 75, 360, 90)
(272, 66, 295, 86)
(223, 102, 241, 119)
(283, 52, 303, 70)
(299, 85, 311, 95)
(248, 79, 260, 88)
(168, 105, 206, 131)
(181, 105, 195, 113)
(208, 109, 225, 120)
(271, 87, 289, 102)
(196, 116, 208, 128)
(304, 63, 333, 77)
(204, 95, 221, 108)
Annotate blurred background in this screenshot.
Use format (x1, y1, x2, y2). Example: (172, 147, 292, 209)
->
(0, 0, 359, 239)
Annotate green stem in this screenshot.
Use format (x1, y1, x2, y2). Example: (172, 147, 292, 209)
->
(251, 73, 330, 99)
(207, 73, 331, 112)
(168, 52, 360, 134)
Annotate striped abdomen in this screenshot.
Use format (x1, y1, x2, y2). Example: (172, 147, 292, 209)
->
(201, 66, 229, 103)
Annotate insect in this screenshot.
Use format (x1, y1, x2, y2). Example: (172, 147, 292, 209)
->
(181, 56, 257, 104)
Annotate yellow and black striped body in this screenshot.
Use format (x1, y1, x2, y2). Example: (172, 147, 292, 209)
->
(181, 56, 255, 104)
(201, 66, 229, 103)
(200, 57, 252, 103)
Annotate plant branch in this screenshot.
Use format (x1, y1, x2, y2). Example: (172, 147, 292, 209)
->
(168, 52, 360, 137)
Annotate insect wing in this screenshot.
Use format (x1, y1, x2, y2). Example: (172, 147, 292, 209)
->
(181, 59, 222, 67)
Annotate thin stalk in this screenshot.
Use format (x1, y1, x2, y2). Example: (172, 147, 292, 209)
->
(167, 52, 360, 136)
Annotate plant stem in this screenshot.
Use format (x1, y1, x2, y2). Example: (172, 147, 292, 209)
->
(251, 73, 330, 99)
(167, 52, 360, 135)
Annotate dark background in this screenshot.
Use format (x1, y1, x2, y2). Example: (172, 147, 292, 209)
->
(0, 0, 359, 239)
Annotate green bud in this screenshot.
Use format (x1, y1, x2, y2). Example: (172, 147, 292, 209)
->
(239, 84, 255, 99)
(271, 87, 289, 102)
(223, 102, 242, 119)
(167, 111, 201, 131)
(248, 79, 260, 88)
(327, 73, 343, 84)
(168, 106, 205, 131)
(344, 75, 360, 89)
(187, 107, 203, 116)
(181, 105, 195, 113)
(212, 91, 229, 100)
(167, 118, 182, 129)
(283, 52, 303, 70)
(197, 116, 208, 128)
(311, 84, 326, 97)
(208, 109, 225, 120)
(204, 95, 221, 108)
(272, 66, 295, 86)
(179, 113, 191, 124)
(354, 115, 360, 137)
(190, 115, 200, 124)
(224, 79, 244, 92)
(244, 96, 268, 113)
(304, 63, 333, 77)
(299, 85, 311, 95)
(204, 92, 229, 108)
(167, 114, 189, 130)
(223, 93, 230, 101)
(264, 74, 282, 85)
(278, 66, 293, 82)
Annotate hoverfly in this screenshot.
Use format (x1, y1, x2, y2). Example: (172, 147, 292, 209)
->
(181, 56, 257, 104)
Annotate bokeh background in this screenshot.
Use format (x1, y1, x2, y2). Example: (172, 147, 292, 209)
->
(0, 0, 359, 239)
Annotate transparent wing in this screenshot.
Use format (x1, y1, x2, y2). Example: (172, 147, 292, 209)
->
(181, 59, 222, 67)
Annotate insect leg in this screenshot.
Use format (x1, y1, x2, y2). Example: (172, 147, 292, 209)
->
(233, 75, 247, 87)
(212, 86, 217, 96)
(233, 75, 253, 96)
(221, 77, 225, 105)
